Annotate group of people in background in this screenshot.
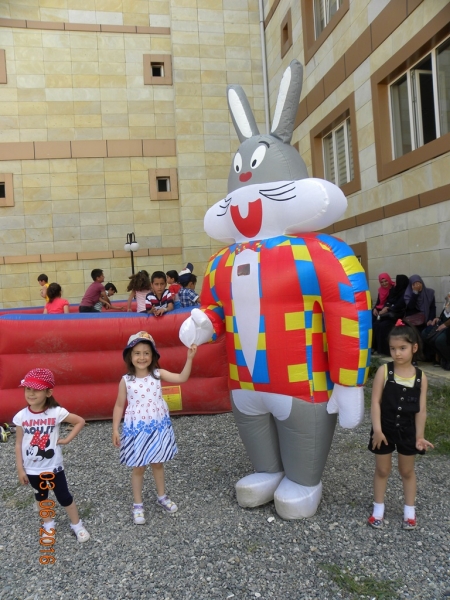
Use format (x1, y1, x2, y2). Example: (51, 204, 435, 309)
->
(37, 263, 200, 316)
(372, 273, 450, 370)
(125, 264, 199, 315)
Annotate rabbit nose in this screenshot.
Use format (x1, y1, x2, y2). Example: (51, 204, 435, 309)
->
(239, 172, 252, 182)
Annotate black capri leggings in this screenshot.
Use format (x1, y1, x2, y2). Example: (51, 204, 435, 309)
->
(28, 470, 73, 507)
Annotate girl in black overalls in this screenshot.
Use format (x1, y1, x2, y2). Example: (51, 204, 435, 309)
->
(368, 320, 433, 530)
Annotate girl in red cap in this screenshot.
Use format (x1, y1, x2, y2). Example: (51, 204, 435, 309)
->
(13, 368, 90, 542)
(112, 331, 197, 524)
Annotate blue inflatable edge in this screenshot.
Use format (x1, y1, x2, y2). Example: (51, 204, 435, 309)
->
(0, 307, 193, 321)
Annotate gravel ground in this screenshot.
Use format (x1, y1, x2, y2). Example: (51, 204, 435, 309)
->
(1, 403, 449, 600)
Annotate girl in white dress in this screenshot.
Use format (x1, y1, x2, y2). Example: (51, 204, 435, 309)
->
(112, 331, 197, 524)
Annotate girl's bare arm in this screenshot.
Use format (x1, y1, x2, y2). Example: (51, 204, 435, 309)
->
(59, 413, 85, 445)
(127, 290, 134, 312)
(112, 378, 127, 446)
(159, 345, 198, 384)
(415, 373, 433, 450)
(15, 427, 28, 484)
(370, 365, 388, 449)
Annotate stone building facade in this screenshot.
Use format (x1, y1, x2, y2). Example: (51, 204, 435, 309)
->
(0, 0, 263, 306)
(264, 0, 450, 304)
(0, 0, 448, 308)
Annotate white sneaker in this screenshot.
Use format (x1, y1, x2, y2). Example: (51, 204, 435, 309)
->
(156, 496, 178, 513)
(73, 525, 90, 542)
(133, 508, 145, 524)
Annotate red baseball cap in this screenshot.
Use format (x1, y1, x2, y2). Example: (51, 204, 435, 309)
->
(19, 368, 55, 390)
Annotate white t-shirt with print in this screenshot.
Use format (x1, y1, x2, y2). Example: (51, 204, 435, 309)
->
(13, 406, 69, 475)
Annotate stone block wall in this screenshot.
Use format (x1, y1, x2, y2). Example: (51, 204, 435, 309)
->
(263, 0, 450, 305)
(0, 0, 263, 307)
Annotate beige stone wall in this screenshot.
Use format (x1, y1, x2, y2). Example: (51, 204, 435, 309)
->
(170, 0, 263, 275)
(0, 2, 181, 306)
(0, 0, 264, 308)
(263, 0, 450, 304)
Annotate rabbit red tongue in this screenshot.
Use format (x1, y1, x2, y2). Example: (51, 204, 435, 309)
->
(230, 198, 262, 239)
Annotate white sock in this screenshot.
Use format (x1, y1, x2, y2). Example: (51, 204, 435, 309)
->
(133, 503, 143, 510)
(372, 502, 385, 519)
(70, 520, 84, 533)
(43, 520, 55, 532)
(157, 494, 166, 501)
(404, 505, 415, 520)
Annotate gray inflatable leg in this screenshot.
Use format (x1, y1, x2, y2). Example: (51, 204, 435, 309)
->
(231, 395, 284, 507)
(276, 399, 336, 487)
(273, 399, 337, 519)
(231, 395, 283, 473)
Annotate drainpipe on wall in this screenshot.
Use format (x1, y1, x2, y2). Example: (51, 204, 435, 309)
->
(259, 0, 270, 134)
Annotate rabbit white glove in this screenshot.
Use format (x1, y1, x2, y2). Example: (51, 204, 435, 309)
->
(179, 308, 214, 347)
(326, 384, 364, 429)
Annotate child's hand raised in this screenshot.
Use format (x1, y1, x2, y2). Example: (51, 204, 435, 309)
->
(187, 344, 198, 359)
(416, 437, 434, 451)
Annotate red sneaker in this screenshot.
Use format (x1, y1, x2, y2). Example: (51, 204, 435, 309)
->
(368, 515, 384, 529)
(402, 518, 417, 530)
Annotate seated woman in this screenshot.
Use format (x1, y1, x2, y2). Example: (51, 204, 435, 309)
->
(422, 292, 450, 369)
(372, 274, 409, 355)
(372, 273, 394, 322)
(404, 275, 436, 330)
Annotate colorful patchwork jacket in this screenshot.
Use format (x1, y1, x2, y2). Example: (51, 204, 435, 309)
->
(199, 233, 372, 403)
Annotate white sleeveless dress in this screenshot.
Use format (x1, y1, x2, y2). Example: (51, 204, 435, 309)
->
(119, 371, 177, 466)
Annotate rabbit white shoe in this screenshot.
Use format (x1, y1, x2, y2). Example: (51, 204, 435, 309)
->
(235, 471, 284, 508)
(274, 477, 322, 520)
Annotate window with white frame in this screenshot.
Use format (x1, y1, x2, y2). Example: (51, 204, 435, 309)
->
(313, 0, 342, 39)
(322, 118, 354, 187)
(390, 36, 450, 159)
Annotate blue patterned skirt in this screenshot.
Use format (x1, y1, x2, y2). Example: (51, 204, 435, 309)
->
(119, 414, 178, 466)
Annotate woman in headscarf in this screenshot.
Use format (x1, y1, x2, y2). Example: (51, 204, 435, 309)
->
(372, 274, 409, 355)
(404, 275, 436, 329)
(372, 273, 394, 320)
(421, 292, 450, 368)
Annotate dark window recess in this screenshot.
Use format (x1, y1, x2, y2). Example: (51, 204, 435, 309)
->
(151, 63, 164, 77)
(157, 178, 170, 192)
(282, 23, 289, 47)
(0, 183, 5, 198)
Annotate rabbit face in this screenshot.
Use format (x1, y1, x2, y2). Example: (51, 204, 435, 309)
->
(228, 135, 308, 193)
(207, 60, 348, 244)
(204, 177, 347, 244)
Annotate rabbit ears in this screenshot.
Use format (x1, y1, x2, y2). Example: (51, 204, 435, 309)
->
(227, 60, 303, 144)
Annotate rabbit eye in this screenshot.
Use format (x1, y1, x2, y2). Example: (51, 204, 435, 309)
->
(250, 145, 267, 169)
(233, 153, 242, 173)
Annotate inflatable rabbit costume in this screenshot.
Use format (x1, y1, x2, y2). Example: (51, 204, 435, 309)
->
(180, 60, 372, 519)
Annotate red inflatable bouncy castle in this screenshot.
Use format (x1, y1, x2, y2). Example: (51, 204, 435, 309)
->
(0, 311, 230, 423)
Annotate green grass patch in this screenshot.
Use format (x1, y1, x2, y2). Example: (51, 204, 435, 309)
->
(2, 484, 35, 509)
(368, 356, 383, 379)
(425, 383, 450, 455)
(78, 500, 94, 519)
(321, 563, 400, 599)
